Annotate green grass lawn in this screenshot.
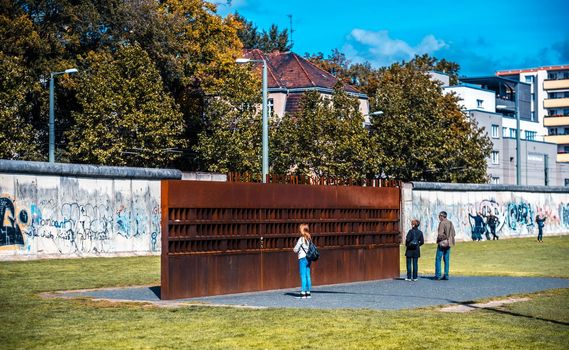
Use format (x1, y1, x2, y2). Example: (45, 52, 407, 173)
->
(400, 234, 569, 278)
(1, 236, 568, 349)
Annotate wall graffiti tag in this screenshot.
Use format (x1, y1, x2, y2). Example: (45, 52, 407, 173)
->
(0, 177, 161, 258)
(410, 190, 569, 243)
(0, 196, 27, 246)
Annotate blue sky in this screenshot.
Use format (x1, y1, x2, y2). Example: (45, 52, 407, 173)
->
(213, 0, 569, 76)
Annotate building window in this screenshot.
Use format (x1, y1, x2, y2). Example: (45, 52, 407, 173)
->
(548, 73, 556, 80)
(491, 151, 499, 164)
(509, 129, 517, 138)
(525, 131, 537, 141)
(491, 124, 499, 138)
(564, 72, 569, 79)
(525, 75, 534, 83)
(549, 128, 558, 136)
(502, 127, 508, 138)
(491, 177, 500, 184)
(565, 179, 569, 187)
(476, 99, 484, 108)
(564, 109, 569, 116)
(564, 146, 569, 153)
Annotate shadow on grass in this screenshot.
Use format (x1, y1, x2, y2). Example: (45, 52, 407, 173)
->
(454, 301, 569, 327)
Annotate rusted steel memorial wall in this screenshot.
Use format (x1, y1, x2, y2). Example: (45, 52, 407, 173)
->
(161, 180, 401, 299)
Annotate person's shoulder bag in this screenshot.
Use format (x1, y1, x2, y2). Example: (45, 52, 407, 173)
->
(301, 239, 320, 262)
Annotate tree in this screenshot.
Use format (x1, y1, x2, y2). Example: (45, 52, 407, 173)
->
(65, 45, 186, 167)
(305, 49, 351, 82)
(368, 60, 492, 182)
(0, 53, 42, 160)
(414, 54, 461, 85)
(271, 86, 372, 178)
(235, 12, 291, 52)
(192, 61, 263, 173)
(0, 0, 258, 168)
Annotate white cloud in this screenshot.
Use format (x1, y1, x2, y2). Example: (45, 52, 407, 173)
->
(344, 29, 447, 67)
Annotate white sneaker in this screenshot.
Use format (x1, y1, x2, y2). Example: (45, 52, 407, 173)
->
(405, 278, 412, 281)
(412, 279, 418, 281)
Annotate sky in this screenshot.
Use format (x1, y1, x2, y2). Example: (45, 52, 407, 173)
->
(212, 0, 569, 77)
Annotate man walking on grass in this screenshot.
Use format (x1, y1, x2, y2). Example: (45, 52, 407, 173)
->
(435, 211, 456, 280)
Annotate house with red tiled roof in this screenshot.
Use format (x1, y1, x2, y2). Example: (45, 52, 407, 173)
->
(242, 49, 370, 119)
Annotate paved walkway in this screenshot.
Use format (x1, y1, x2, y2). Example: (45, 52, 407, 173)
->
(60, 276, 569, 310)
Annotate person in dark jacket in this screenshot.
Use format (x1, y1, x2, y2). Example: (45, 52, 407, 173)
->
(405, 219, 425, 281)
(487, 213, 499, 240)
(536, 214, 547, 242)
(469, 212, 484, 241)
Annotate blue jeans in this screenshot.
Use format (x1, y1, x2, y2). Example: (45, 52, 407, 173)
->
(406, 257, 418, 279)
(299, 257, 312, 292)
(435, 247, 450, 278)
(538, 226, 543, 241)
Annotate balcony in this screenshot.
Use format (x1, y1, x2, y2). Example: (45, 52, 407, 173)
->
(544, 78, 569, 90)
(544, 97, 569, 109)
(557, 153, 569, 163)
(543, 115, 569, 127)
(544, 134, 569, 144)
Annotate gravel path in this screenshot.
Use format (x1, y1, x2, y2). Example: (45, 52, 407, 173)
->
(60, 275, 569, 310)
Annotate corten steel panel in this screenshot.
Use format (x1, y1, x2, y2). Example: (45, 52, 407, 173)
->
(161, 180, 401, 299)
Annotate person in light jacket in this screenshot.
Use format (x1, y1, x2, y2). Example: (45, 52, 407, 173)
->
(435, 211, 456, 280)
(293, 223, 312, 299)
(405, 219, 425, 281)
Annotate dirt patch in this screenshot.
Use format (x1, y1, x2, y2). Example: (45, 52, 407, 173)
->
(440, 297, 531, 313)
(39, 289, 267, 309)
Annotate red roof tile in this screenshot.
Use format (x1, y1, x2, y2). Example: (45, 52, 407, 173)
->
(243, 49, 361, 94)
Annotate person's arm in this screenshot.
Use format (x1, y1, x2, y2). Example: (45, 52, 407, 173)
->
(405, 230, 412, 245)
(293, 238, 302, 253)
(437, 222, 445, 242)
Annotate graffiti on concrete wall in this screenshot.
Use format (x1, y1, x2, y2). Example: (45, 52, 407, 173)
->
(0, 175, 161, 257)
(0, 196, 27, 246)
(410, 190, 569, 243)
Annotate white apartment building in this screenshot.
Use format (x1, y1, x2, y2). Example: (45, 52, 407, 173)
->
(497, 65, 569, 162)
(440, 74, 569, 186)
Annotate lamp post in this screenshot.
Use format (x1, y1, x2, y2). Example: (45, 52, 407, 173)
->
(363, 110, 383, 128)
(236, 57, 268, 183)
(49, 68, 78, 163)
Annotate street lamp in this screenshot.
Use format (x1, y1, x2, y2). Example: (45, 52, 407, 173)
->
(236, 57, 269, 183)
(363, 110, 384, 128)
(49, 68, 78, 163)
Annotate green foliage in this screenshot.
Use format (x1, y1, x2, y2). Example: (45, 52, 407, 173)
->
(235, 12, 291, 52)
(0, 53, 42, 160)
(271, 86, 372, 178)
(0, 0, 251, 169)
(369, 60, 492, 182)
(193, 62, 263, 173)
(65, 45, 186, 167)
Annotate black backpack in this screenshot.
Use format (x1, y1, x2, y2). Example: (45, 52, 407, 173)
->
(407, 230, 419, 250)
(302, 240, 320, 262)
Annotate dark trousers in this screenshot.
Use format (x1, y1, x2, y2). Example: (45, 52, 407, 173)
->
(406, 257, 419, 279)
(538, 226, 543, 241)
(489, 226, 498, 239)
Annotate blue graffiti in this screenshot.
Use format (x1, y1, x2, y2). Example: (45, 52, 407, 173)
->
(507, 202, 535, 231)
